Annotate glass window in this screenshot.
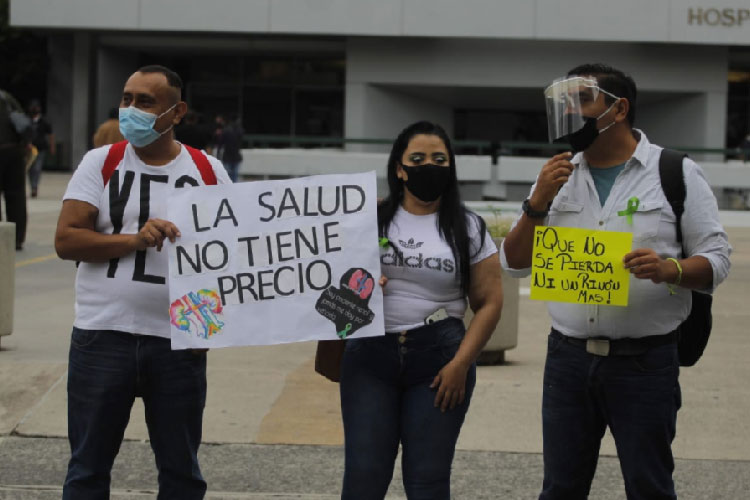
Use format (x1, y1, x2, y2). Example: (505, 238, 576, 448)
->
(454, 109, 547, 156)
(727, 73, 750, 150)
(294, 88, 344, 138)
(187, 82, 241, 122)
(293, 58, 345, 86)
(189, 56, 243, 82)
(243, 86, 293, 138)
(245, 57, 295, 85)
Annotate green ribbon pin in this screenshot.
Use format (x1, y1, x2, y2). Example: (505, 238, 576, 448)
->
(378, 237, 390, 248)
(617, 197, 639, 225)
(337, 323, 353, 339)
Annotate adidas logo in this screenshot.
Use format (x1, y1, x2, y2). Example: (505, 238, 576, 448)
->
(398, 238, 423, 249)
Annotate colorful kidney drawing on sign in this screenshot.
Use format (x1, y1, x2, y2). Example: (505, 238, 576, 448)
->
(315, 267, 376, 339)
(170, 289, 225, 339)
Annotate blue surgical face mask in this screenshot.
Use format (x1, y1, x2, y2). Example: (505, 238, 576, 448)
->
(119, 104, 177, 147)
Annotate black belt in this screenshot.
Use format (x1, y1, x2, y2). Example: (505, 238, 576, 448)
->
(550, 328, 677, 357)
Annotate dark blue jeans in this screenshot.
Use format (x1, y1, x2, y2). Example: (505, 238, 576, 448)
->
(28, 150, 45, 192)
(540, 331, 681, 500)
(222, 160, 240, 182)
(63, 328, 207, 500)
(340, 317, 476, 500)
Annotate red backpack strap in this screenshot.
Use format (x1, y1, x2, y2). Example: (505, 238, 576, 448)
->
(101, 140, 128, 186)
(184, 145, 217, 185)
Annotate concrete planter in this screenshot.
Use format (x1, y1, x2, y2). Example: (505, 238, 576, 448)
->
(0, 222, 15, 346)
(463, 233, 520, 365)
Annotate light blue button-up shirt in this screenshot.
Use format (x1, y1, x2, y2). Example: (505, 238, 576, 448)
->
(501, 131, 732, 339)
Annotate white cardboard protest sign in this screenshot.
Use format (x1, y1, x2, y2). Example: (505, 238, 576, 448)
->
(166, 171, 384, 349)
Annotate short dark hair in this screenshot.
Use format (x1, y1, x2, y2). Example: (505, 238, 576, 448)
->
(136, 65, 183, 101)
(567, 63, 637, 127)
(108, 107, 119, 119)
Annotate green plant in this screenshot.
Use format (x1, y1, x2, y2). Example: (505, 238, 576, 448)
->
(482, 206, 513, 239)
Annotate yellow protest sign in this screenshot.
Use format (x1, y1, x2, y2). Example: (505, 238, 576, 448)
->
(530, 226, 633, 306)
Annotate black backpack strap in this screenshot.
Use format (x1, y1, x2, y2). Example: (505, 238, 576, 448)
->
(658, 148, 688, 254)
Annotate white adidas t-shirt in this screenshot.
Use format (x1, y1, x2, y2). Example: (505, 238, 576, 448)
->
(380, 206, 497, 332)
(63, 143, 232, 338)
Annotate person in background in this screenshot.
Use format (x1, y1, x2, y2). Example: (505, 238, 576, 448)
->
(176, 109, 213, 154)
(27, 99, 55, 198)
(339, 121, 504, 499)
(212, 113, 243, 182)
(92, 107, 125, 148)
(0, 88, 29, 250)
(740, 132, 750, 161)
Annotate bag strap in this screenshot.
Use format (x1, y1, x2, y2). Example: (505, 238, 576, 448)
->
(184, 144, 217, 185)
(658, 148, 688, 255)
(101, 141, 218, 186)
(101, 140, 128, 186)
(0, 90, 25, 114)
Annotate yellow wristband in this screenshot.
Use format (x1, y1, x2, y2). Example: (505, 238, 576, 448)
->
(666, 257, 682, 295)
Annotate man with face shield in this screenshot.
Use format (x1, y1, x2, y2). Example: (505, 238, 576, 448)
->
(502, 64, 731, 499)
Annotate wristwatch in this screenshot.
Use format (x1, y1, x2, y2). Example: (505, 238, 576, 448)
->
(522, 198, 549, 219)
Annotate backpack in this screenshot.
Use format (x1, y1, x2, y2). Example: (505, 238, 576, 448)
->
(0, 90, 33, 142)
(658, 148, 713, 367)
(101, 140, 217, 186)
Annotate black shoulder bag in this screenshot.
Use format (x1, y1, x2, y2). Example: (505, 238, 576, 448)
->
(658, 148, 713, 367)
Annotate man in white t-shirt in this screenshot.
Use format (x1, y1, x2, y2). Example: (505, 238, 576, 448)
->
(55, 65, 231, 499)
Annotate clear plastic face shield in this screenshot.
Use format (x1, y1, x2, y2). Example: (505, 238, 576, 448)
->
(544, 76, 619, 143)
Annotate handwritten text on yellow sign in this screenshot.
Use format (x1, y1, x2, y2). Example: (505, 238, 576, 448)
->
(530, 226, 633, 306)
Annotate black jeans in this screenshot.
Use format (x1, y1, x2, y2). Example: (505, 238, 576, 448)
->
(0, 144, 26, 247)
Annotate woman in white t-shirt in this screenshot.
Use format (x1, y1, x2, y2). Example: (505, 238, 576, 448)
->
(339, 121, 504, 499)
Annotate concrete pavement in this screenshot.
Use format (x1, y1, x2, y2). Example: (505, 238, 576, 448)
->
(2, 172, 750, 499)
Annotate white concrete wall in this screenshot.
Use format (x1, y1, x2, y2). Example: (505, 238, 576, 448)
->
(640, 92, 728, 156)
(71, 33, 92, 169)
(95, 48, 138, 126)
(345, 38, 728, 149)
(11, 0, 750, 45)
(344, 83, 453, 153)
(239, 149, 750, 188)
(346, 38, 727, 94)
(0, 223, 14, 338)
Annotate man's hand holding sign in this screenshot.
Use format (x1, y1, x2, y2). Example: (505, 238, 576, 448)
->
(166, 171, 384, 348)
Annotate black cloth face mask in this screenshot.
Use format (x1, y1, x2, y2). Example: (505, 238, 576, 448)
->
(400, 163, 452, 202)
(553, 102, 617, 153)
(554, 115, 600, 152)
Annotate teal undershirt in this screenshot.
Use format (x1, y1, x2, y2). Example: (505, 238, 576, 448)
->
(589, 162, 626, 206)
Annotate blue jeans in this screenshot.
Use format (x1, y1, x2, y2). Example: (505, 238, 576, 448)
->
(28, 150, 45, 192)
(540, 331, 681, 500)
(222, 161, 240, 182)
(63, 328, 207, 500)
(340, 317, 476, 500)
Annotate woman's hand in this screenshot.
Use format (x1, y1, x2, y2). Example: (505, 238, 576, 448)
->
(379, 275, 388, 288)
(430, 359, 470, 412)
